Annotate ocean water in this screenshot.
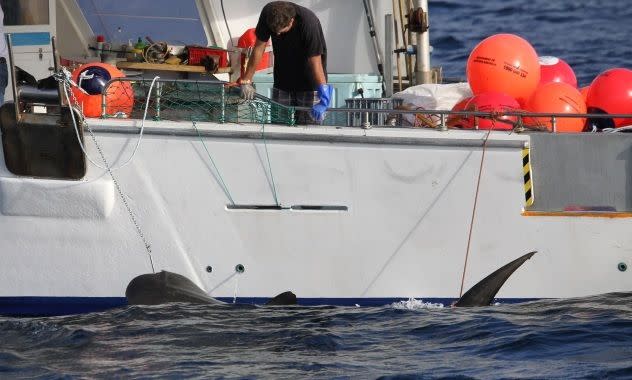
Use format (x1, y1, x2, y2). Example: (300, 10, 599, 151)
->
(1, 293, 631, 379)
(3, 1, 632, 378)
(429, 0, 632, 86)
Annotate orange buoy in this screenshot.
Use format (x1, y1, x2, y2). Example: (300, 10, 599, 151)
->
(524, 82, 586, 132)
(71, 62, 134, 118)
(579, 85, 590, 103)
(466, 34, 540, 106)
(538, 56, 577, 88)
(460, 92, 521, 130)
(446, 96, 472, 128)
(586, 68, 632, 128)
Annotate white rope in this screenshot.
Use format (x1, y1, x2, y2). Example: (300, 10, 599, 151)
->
(58, 68, 159, 171)
(606, 125, 632, 133)
(56, 68, 157, 273)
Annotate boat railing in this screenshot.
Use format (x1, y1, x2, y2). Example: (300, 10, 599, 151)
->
(99, 77, 632, 133)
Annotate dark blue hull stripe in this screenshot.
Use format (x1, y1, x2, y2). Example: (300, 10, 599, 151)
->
(1, 297, 127, 317)
(0, 297, 539, 317)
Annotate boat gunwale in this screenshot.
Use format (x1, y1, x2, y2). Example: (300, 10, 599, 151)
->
(89, 118, 529, 148)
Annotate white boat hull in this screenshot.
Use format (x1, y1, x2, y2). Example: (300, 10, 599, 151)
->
(1, 120, 630, 314)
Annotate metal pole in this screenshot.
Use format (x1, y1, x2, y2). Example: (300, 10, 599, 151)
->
(362, 0, 386, 96)
(391, 0, 403, 91)
(5, 34, 20, 122)
(219, 82, 225, 123)
(398, 0, 412, 85)
(385, 14, 394, 97)
(51, 36, 68, 108)
(415, 0, 432, 84)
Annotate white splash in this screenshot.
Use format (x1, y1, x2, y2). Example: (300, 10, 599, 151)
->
(232, 277, 239, 304)
(391, 298, 445, 310)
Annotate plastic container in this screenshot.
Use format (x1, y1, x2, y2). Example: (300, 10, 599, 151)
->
(252, 73, 383, 107)
(187, 46, 229, 67)
(134, 37, 146, 51)
(345, 98, 403, 127)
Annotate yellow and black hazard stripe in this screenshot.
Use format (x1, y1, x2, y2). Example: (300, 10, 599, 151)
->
(522, 146, 534, 207)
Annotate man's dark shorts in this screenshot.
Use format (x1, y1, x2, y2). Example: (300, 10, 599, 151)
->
(272, 87, 319, 125)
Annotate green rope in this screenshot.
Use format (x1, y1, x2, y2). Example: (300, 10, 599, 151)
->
(261, 122, 280, 206)
(249, 101, 280, 207)
(193, 121, 236, 206)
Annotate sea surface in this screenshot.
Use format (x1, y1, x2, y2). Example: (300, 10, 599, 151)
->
(429, 0, 632, 86)
(3, 0, 632, 378)
(1, 293, 631, 379)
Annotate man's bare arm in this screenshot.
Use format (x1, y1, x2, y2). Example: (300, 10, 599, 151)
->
(307, 55, 326, 86)
(242, 39, 268, 81)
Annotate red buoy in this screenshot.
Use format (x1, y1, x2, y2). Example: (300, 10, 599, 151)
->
(446, 96, 472, 128)
(538, 56, 577, 88)
(467, 34, 540, 106)
(586, 68, 632, 128)
(525, 82, 586, 132)
(459, 92, 521, 130)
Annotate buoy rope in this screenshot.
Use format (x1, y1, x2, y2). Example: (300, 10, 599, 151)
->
(193, 121, 236, 206)
(459, 127, 492, 297)
(56, 69, 157, 273)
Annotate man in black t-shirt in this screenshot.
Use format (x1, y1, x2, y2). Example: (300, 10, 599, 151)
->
(240, 1, 332, 123)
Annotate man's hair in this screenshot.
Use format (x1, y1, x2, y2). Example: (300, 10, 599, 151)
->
(266, 1, 296, 33)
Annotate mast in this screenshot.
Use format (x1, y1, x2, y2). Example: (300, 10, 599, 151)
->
(413, 0, 432, 84)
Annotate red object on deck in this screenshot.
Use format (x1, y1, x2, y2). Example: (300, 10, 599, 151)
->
(538, 56, 577, 88)
(187, 46, 229, 67)
(466, 33, 540, 107)
(70, 62, 134, 118)
(460, 92, 521, 130)
(525, 82, 586, 132)
(586, 68, 632, 128)
(238, 28, 271, 77)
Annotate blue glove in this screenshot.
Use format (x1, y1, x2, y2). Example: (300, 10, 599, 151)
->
(311, 84, 333, 122)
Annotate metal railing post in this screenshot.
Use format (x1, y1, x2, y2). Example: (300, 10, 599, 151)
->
(5, 34, 20, 122)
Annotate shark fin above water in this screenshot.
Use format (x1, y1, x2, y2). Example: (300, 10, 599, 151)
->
(454, 251, 537, 307)
(125, 271, 223, 305)
(125, 270, 297, 306)
(265, 291, 297, 306)
(126, 251, 535, 308)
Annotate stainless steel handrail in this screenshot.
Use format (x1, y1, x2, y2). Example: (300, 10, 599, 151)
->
(99, 77, 632, 131)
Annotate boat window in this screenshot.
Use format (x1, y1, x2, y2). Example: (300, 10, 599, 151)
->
(1, 0, 50, 26)
(75, 0, 208, 46)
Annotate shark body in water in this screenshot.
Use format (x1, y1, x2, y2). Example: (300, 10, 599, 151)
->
(125, 251, 537, 307)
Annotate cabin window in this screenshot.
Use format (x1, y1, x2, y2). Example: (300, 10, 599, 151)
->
(1, 0, 50, 26)
(75, 0, 208, 46)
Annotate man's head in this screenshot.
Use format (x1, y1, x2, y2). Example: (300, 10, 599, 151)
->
(266, 1, 296, 35)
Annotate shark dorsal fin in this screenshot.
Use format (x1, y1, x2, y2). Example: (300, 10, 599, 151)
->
(455, 251, 537, 307)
